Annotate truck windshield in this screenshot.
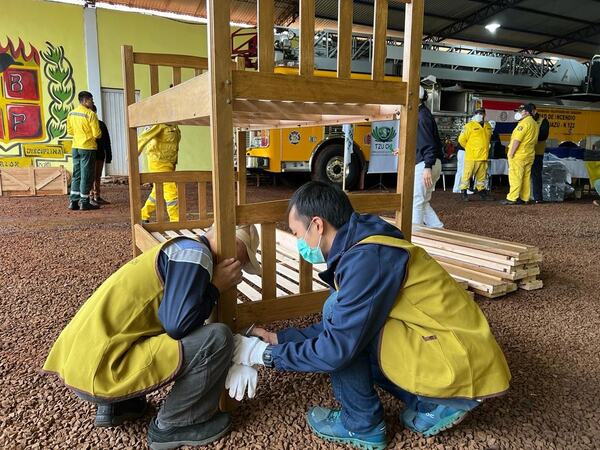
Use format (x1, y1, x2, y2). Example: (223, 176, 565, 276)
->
(249, 130, 270, 148)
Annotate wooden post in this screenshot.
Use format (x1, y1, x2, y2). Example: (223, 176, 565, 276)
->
(155, 182, 166, 223)
(372, 0, 388, 81)
(299, 258, 313, 293)
(177, 183, 187, 222)
(172, 66, 182, 86)
(337, 0, 353, 79)
(149, 65, 159, 95)
(260, 223, 277, 300)
(237, 130, 247, 204)
(257, 0, 274, 73)
(396, 0, 424, 241)
(299, 0, 315, 77)
(207, 0, 237, 329)
(122, 45, 143, 257)
(198, 182, 207, 219)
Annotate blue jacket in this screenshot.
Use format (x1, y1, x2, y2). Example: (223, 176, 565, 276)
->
(417, 103, 444, 168)
(271, 213, 409, 372)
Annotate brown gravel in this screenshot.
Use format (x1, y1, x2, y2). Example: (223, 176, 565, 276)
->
(1, 183, 599, 450)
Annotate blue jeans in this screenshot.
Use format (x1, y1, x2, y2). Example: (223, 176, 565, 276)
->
(330, 338, 481, 433)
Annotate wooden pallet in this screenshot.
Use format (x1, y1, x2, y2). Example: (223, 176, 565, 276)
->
(410, 225, 543, 298)
(0, 166, 69, 197)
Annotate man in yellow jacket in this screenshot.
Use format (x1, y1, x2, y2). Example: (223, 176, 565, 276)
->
(501, 104, 540, 205)
(67, 91, 102, 210)
(138, 124, 181, 222)
(233, 182, 511, 450)
(44, 226, 262, 450)
(458, 108, 493, 201)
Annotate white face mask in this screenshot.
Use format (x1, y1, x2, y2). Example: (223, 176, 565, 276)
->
(514, 112, 523, 121)
(472, 114, 483, 122)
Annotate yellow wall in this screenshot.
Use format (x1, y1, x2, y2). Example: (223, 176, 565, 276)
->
(96, 9, 212, 170)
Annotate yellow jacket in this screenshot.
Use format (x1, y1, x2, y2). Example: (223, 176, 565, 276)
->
(67, 105, 102, 150)
(362, 235, 511, 399)
(509, 115, 539, 160)
(43, 240, 182, 400)
(458, 121, 493, 161)
(138, 124, 181, 165)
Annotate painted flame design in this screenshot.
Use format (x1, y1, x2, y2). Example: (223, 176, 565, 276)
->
(0, 37, 40, 65)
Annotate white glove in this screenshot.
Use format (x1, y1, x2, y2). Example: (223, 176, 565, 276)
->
(233, 334, 269, 366)
(225, 363, 258, 401)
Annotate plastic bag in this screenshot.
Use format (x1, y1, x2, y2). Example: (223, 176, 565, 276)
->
(542, 154, 568, 202)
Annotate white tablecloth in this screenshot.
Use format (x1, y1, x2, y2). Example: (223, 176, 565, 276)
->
(488, 158, 588, 183)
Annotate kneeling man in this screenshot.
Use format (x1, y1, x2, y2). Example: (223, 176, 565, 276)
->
(44, 226, 261, 450)
(234, 182, 511, 450)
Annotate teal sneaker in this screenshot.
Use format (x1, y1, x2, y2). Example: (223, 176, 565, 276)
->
(401, 405, 469, 437)
(306, 407, 387, 450)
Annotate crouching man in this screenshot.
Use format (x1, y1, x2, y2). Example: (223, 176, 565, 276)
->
(43, 226, 261, 450)
(233, 182, 511, 450)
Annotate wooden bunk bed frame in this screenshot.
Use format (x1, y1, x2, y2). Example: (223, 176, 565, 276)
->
(122, 0, 424, 333)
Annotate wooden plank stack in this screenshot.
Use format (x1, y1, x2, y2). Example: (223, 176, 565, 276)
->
(412, 225, 543, 298)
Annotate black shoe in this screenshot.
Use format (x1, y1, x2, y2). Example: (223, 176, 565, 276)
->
(533, 199, 543, 204)
(68, 201, 80, 210)
(461, 190, 469, 202)
(95, 397, 148, 427)
(499, 199, 517, 205)
(147, 412, 231, 450)
(478, 190, 493, 201)
(96, 197, 111, 205)
(80, 201, 100, 210)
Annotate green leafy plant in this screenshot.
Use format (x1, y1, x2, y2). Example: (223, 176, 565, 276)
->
(41, 42, 75, 140)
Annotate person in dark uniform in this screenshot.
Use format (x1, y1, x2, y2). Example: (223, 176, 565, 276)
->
(90, 104, 112, 205)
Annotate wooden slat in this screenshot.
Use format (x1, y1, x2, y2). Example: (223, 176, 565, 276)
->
(140, 170, 213, 184)
(299, 258, 313, 293)
(122, 45, 143, 257)
(149, 65, 159, 95)
(233, 99, 387, 117)
(235, 290, 329, 329)
(237, 130, 247, 204)
(337, 0, 353, 79)
(134, 52, 209, 69)
(412, 236, 515, 264)
(154, 182, 166, 223)
(395, 0, 424, 241)
(165, 230, 181, 239)
(299, 0, 315, 77)
(244, 272, 287, 298)
(233, 71, 407, 106)
(134, 224, 159, 252)
(421, 246, 517, 273)
(180, 228, 197, 238)
(172, 67, 182, 86)
(152, 231, 167, 242)
(144, 218, 214, 233)
(350, 192, 402, 213)
(177, 183, 187, 222)
(257, 0, 274, 73)
(372, 0, 388, 81)
(412, 229, 523, 258)
(208, 0, 237, 332)
(260, 223, 277, 300)
(198, 182, 208, 220)
(128, 72, 212, 128)
(237, 281, 262, 302)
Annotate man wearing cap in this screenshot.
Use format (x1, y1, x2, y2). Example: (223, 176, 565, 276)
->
(43, 225, 261, 450)
(458, 108, 493, 201)
(501, 103, 539, 205)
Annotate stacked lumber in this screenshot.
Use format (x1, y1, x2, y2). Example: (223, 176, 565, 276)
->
(412, 225, 543, 298)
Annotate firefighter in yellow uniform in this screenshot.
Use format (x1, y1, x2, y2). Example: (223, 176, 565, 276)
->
(138, 124, 181, 222)
(458, 108, 493, 201)
(501, 104, 539, 205)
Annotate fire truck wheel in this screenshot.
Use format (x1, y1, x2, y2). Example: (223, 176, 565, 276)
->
(313, 144, 360, 189)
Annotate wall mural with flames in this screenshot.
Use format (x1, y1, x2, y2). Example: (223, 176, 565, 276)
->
(0, 38, 75, 169)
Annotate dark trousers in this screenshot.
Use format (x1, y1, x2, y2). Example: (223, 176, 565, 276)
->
(70, 148, 96, 204)
(91, 158, 105, 199)
(76, 323, 233, 428)
(330, 338, 481, 433)
(531, 154, 544, 202)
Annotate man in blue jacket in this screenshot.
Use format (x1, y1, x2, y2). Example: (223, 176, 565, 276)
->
(233, 181, 511, 450)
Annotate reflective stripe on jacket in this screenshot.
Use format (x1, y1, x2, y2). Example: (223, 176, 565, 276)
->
(67, 105, 102, 150)
(458, 121, 493, 161)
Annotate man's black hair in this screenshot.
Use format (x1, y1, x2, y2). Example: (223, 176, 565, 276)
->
(78, 91, 93, 103)
(288, 181, 355, 229)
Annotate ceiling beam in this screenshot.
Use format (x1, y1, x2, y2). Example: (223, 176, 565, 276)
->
(425, 0, 526, 43)
(526, 22, 600, 54)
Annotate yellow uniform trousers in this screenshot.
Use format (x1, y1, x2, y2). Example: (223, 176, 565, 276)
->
(460, 160, 488, 191)
(141, 160, 179, 222)
(507, 156, 534, 202)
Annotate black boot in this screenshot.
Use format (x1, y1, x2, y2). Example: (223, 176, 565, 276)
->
(461, 190, 469, 202)
(80, 200, 100, 210)
(147, 412, 231, 450)
(478, 190, 493, 201)
(95, 397, 148, 427)
(68, 201, 80, 210)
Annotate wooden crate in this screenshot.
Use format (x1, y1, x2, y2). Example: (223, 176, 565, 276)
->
(0, 167, 69, 197)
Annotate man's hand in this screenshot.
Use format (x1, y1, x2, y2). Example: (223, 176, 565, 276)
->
(211, 258, 243, 293)
(225, 364, 258, 401)
(233, 334, 269, 367)
(250, 326, 278, 345)
(423, 167, 433, 189)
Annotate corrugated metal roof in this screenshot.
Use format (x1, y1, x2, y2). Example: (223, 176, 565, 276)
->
(98, 0, 600, 58)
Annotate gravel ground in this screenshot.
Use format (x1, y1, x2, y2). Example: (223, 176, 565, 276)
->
(1, 183, 599, 450)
